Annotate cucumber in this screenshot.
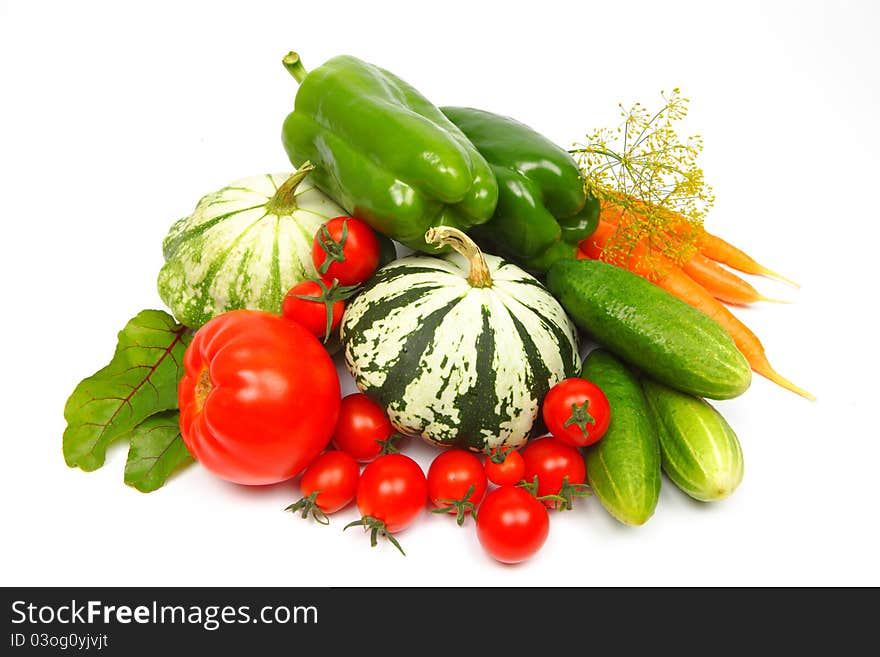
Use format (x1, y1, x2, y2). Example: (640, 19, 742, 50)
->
(580, 349, 660, 526)
(546, 258, 751, 400)
(642, 379, 744, 502)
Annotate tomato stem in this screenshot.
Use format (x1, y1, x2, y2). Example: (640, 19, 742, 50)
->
(284, 491, 330, 525)
(343, 516, 406, 556)
(564, 399, 596, 438)
(316, 221, 349, 275)
(431, 484, 478, 526)
(517, 475, 568, 507)
(555, 476, 592, 512)
(486, 445, 514, 465)
(375, 433, 403, 456)
(286, 278, 360, 343)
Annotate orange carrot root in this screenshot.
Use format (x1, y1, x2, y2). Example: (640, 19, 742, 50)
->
(749, 360, 816, 401)
(697, 232, 800, 288)
(681, 252, 781, 305)
(598, 200, 800, 288)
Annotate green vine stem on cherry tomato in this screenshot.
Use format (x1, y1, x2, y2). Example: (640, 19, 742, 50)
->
(285, 492, 330, 525)
(554, 476, 593, 511)
(376, 433, 404, 456)
(518, 475, 592, 512)
(312, 216, 381, 286)
(315, 221, 349, 275)
(430, 483, 478, 526)
(564, 400, 596, 438)
(343, 516, 406, 556)
(486, 446, 512, 464)
(517, 476, 569, 508)
(286, 278, 360, 343)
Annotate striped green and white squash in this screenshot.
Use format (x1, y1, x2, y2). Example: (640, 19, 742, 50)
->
(157, 164, 346, 328)
(341, 227, 580, 452)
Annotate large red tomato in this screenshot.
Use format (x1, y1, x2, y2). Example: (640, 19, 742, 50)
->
(178, 310, 340, 485)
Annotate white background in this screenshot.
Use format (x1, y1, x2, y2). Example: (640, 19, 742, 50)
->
(1, 0, 878, 586)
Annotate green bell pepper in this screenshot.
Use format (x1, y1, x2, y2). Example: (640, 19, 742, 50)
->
(441, 106, 599, 272)
(280, 52, 498, 252)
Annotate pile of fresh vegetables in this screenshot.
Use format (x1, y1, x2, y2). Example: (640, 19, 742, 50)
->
(62, 51, 811, 563)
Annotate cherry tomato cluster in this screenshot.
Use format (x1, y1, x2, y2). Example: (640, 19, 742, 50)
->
(285, 393, 426, 555)
(285, 376, 613, 563)
(282, 216, 382, 342)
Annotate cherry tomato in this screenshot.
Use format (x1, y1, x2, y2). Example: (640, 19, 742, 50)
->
(346, 454, 427, 554)
(312, 216, 380, 286)
(542, 377, 611, 447)
(332, 393, 397, 463)
(281, 279, 347, 342)
(285, 451, 360, 523)
(484, 447, 525, 487)
(427, 450, 487, 525)
(521, 437, 589, 510)
(476, 486, 550, 564)
(178, 310, 340, 485)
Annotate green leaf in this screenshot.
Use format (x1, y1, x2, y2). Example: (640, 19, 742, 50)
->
(63, 309, 191, 471)
(123, 411, 194, 493)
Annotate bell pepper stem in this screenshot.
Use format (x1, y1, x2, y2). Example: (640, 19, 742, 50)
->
(425, 226, 492, 288)
(268, 161, 316, 214)
(282, 51, 308, 84)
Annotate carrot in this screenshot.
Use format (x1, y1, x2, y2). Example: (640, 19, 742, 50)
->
(681, 252, 787, 305)
(581, 220, 814, 400)
(584, 215, 773, 305)
(697, 232, 800, 288)
(598, 200, 799, 287)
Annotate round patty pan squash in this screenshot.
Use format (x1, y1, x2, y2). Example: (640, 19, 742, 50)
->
(158, 164, 345, 328)
(341, 227, 580, 452)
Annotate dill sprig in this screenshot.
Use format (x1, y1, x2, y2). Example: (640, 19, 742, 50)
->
(571, 89, 714, 267)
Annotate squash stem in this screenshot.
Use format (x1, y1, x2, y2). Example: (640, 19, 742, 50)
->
(425, 226, 492, 288)
(282, 51, 308, 83)
(268, 161, 316, 214)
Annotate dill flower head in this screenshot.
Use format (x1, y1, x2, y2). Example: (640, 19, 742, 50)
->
(573, 89, 714, 268)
